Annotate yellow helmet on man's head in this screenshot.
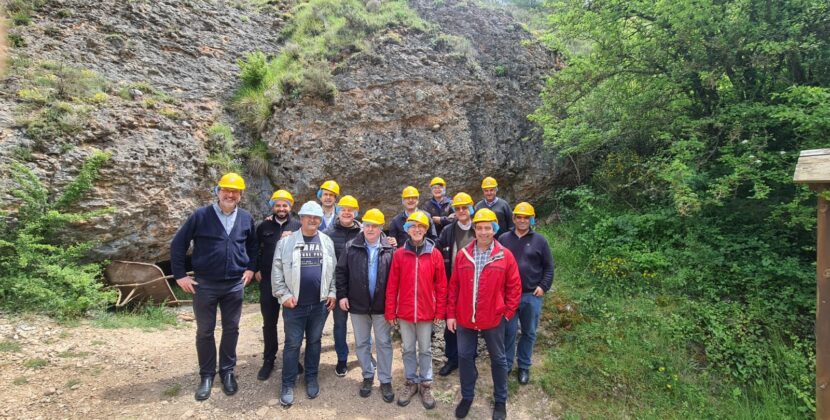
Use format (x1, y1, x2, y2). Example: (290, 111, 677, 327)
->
(472, 208, 498, 224)
(218, 173, 246, 190)
(270, 189, 294, 206)
(401, 186, 420, 199)
(362, 208, 385, 226)
(452, 192, 473, 207)
(319, 180, 340, 195)
(430, 177, 446, 187)
(513, 202, 535, 217)
(337, 195, 359, 209)
(406, 211, 430, 228)
(481, 177, 498, 190)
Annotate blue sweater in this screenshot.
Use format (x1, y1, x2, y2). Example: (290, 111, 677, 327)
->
(498, 229, 555, 293)
(170, 205, 258, 282)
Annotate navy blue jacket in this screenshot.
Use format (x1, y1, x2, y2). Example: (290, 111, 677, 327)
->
(475, 198, 514, 239)
(388, 211, 437, 248)
(422, 197, 454, 237)
(498, 229, 555, 293)
(170, 205, 258, 282)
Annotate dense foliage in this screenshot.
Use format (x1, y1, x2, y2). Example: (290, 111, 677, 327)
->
(529, 0, 829, 415)
(0, 151, 115, 318)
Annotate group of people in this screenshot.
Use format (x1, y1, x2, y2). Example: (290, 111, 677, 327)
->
(170, 173, 555, 420)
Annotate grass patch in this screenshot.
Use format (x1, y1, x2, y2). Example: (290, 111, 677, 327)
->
(0, 340, 22, 353)
(163, 383, 182, 397)
(92, 305, 178, 330)
(24, 358, 48, 369)
(13, 376, 28, 385)
(66, 378, 81, 388)
(57, 350, 90, 358)
(247, 139, 270, 176)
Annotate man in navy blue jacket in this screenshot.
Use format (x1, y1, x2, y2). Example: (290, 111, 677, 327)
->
(498, 202, 554, 386)
(170, 173, 258, 401)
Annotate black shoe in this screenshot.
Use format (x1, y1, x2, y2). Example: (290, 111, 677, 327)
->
(518, 368, 529, 385)
(221, 372, 238, 396)
(194, 376, 213, 401)
(306, 377, 320, 399)
(439, 361, 458, 376)
(359, 378, 373, 397)
(335, 360, 347, 377)
(455, 398, 473, 418)
(297, 362, 304, 374)
(257, 362, 274, 381)
(493, 402, 506, 420)
(380, 382, 394, 403)
(280, 386, 294, 407)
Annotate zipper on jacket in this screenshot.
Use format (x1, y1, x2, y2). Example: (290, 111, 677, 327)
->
(414, 249, 419, 322)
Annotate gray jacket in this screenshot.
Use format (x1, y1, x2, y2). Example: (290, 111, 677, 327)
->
(271, 230, 337, 305)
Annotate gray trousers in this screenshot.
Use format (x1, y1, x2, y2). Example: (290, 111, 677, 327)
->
(351, 313, 393, 384)
(398, 320, 434, 383)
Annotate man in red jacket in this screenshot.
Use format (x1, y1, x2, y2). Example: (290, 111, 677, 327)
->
(447, 208, 521, 420)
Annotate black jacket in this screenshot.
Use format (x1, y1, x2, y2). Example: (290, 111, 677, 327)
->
(324, 218, 363, 260)
(435, 220, 474, 280)
(255, 214, 301, 277)
(335, 232, 396, 314)
(422, 197, 454, 237)
(388, 211, 437, 248)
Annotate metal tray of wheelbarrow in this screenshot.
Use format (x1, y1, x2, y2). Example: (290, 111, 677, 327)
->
(104, 260, 192, 307)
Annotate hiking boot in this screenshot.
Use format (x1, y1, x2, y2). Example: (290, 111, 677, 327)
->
(455, 398, 473, 418)
(419, 381, 436, 409)
(438, 361, 458, 376)
(396, 380, 418, 407)
(335, 360, 347, 377)
(492, 402, 507, 420)
(380, 382, 394, 403)
(359, 378, 373, 397)
(518, 368, 530, 385)
(257, 362, 274, 381)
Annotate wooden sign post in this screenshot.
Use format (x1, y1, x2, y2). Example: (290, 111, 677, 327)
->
(793, 148, 830, 419)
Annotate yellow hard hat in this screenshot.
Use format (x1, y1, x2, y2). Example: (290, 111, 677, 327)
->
(472, 208, 498, 224)
(513, 202, 535, 217)
(429, 177, 446, 187)
(481, 177, 498, 189)
(401, 186, 420, 199)
(406, 211, 430, 228)
(452, 192, 473, 207)
(337, 195, 359, 209)
(270, 189, 294, 205)
(362, 208, 385, 226)
(319, 180, 341, 195)
(218, 172, 246, 190)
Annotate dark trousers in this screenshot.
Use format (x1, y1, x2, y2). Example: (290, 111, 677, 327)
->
(328, 305, 349, 362)
(193, 281, 244, 378)
(259, 276, 280, 364)
(457, 319, 508, 403)
(444, 325, 458, 365)
(282, 301, 328, 387)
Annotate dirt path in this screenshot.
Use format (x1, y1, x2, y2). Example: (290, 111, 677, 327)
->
(0, 304, 559, 419)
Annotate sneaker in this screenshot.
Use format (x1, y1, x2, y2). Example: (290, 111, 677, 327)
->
(359, 378, 373, 398)
(280, 386, 294, 407)
(380, 382, 394, 403)
(257, 362, 274, 381)
(419, 381, 436, 409)
(306, 377, 320, 399)
(492, 402, 506, 420)
(335, 360, 347, 377)
(396, 380, 418, 407)
(455, 398, 473, 418)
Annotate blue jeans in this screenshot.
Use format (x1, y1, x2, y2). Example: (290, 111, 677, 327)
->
(193, 281, 243, 377)
(505, 293, 543, 371)
(328, 305, 349, 362)
(457, 319, 508, 403)
(281, 301, 327, 387)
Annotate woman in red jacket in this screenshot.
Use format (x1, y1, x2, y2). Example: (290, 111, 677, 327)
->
(447, 208, 521, 420)
(385, 211, 447, 410)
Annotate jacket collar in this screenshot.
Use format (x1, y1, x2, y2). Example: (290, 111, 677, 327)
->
(404, 237, 436, 255)
(348, 232, 394, 251)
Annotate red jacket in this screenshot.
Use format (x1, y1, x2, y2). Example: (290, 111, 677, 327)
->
(448, 240, 521, 331)
(385, 239, 447, 322)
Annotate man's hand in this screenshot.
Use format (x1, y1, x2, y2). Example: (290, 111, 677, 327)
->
(387, 318, 397, 327)
(255, 271, 262, 282)
(326, 297, 336, 311)
(176, 276, 198, 294)
(447, 318, 457, 333)
(283, 297, 297, 309)
(387, 237, 397, 247)
(242, 270, 255, 286)
(432, 216, 441, 224)
(281, 231, 292, 238)
(433, 318, 442, 326)
(533, 286, 544, 297)
(339, 298, 350, 312)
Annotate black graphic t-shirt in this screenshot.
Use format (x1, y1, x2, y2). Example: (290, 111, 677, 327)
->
(297, 234, 323, 306)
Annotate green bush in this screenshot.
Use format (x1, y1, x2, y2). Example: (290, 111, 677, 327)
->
(238, 51, 270, 90)
(0, 151, 116, 319)
(246, 140, 270, 177)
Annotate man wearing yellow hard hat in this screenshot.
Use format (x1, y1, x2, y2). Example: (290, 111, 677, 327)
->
(323, 195, 363, 377)
(317, 180, 340, 231)
(388, 186, 435, 248)
(422, 177, 454, 237)
(447, 208, 521, 420)
(474, 176, 514, 239)
(253, 189, 301, 381)
(170, 172, 258, 401)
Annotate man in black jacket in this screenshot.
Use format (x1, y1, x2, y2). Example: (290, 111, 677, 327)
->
(422, 177, 454, 237)
(435, 192, 477, 376)
(324, 195, 363, 376)
(335, 208, 396, 402)
(254, 189, 301, 381)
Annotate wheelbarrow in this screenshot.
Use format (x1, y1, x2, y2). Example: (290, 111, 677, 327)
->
(104, 260, 192, 307)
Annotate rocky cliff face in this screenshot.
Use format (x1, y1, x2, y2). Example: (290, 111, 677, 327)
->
(0, 0, 560, 263)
